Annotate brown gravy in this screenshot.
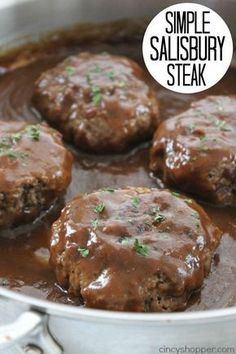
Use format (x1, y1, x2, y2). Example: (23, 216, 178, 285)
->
(0, 25, 235, 311)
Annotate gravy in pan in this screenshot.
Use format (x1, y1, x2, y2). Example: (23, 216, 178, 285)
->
(0, 25, 235, 311)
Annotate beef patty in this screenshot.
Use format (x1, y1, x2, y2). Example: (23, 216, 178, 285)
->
(33, 52, 159, 153)
(0, 121, 73, 228)
(150, 96, 236, 206)
(50, 187, 221, 312)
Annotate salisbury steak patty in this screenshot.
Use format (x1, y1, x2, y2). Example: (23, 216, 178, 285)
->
(0, 121, 73, 228)
(50, 187, 221, 312)
(150, 96, 236, 206)
(33, 52, 159, 153)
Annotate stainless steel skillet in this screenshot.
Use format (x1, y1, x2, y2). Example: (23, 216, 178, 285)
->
(0, 1, 235, 353)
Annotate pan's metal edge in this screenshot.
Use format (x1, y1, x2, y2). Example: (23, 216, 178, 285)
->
(1, 286, 236, 324)
(0, 0, 235, 328)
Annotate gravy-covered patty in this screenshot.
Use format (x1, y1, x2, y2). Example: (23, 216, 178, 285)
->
(0, 121, 73, 228)
(33, 52, 159, 153)
(50, 187, 221, 312)
(150, 96, 236, 206)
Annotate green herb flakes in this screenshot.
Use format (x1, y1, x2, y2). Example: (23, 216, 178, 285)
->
(120, 237, 149, 257)
(120, 237, 132, 246)
(102, 187, 115, 192)
(0, 278, 9, 286)
(188, 123, 196, 132)
(86, 73, 92, 85)
(94, 202, 105, 214)
(91, 64, 102, 73)
(199, 135, 207, 142)
(65, 66, 75, 76)
(0, 124, 40, 161)
(91, 86, 102, 105)
(77, 247, 89, 258)
(107, 71, 115, 80)
(148, 206, 165, 224)
(131, 196, 141, 208)
(200, 145, 209, 152)
(184, 199, 193, 205)
(0, 137, 11, 149)
(191, 211, 200, 220)
(26, 125, 40, 141)
(91, 219, 99, 230)
(154, 213, 166, 223)
(117, 80, 126, 88)
(134, 239, 149, 256)
(11, 132, 22, 143)
(7, 150, 27, 160)
(171, 192, 180, 197)
(215, 119, 231, 132)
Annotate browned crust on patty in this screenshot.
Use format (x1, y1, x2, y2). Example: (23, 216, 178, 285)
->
(0, 121, 73, 227)
(150, 96, 236, 206)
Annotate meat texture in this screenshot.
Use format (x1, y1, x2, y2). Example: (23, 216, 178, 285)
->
(50, 187, 221, 312)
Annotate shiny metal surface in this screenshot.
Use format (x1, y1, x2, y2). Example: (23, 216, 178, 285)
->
(0, 310, 62, 354)
(0, 1, 235, 353)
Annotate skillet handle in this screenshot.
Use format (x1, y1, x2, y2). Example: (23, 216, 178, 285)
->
(0, 310, 62, 354)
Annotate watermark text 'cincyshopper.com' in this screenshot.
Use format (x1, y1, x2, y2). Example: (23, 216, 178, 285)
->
(156, 346, 236, 354)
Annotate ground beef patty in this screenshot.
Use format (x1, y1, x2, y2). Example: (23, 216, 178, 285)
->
(50, 187, 221, 312)
(0, 121, 73, 228)
(33, 52, 159, 153)
(150, 96, 236, 206)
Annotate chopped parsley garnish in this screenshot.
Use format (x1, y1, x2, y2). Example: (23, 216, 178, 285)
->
(215, 119, 231, 131)
(191, 211, 200, 219)
(199, 145, 209, 152)
(102, 187, 115, 192)
(85, 64, 126, 105)
(120, 237, 132, 246)
(11, 132, 22, 143)
(91, 219, 99, 230)
(0, 125, 40, 161)
(131, 196, 141, 208)
(117, 80, 126, 88)
(120, 238, 149, 257)
(0, 137, 11, 149)
(91, 86, 102, 105)
(86, 73, 92, 85)
(65, 66, 75, 76)
(148, 206, 165, 224)
(86, 69, 103, 105)
(0, 278, 9, 286)
(6, 150, 27, 160)
(107, 71, 115, 80)
(6, 150, 18, 159)
(188, 123, 196, 132)
(77, 247, 89, 258)
(144, 220, 152, 230)
(184, 199, 193, 204)
(153, 213, 166, 223)
(134, 239, 149, 256)
(199, 135, 207, 142)
(91, 64, 102, 73)
(94, 202, 105, 214)
(26, 125, 40, 141)
(171, 192, 180, 197)
(194, 108, 202, 116)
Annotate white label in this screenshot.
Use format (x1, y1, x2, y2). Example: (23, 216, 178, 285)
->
(142, 3, 233, 94)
